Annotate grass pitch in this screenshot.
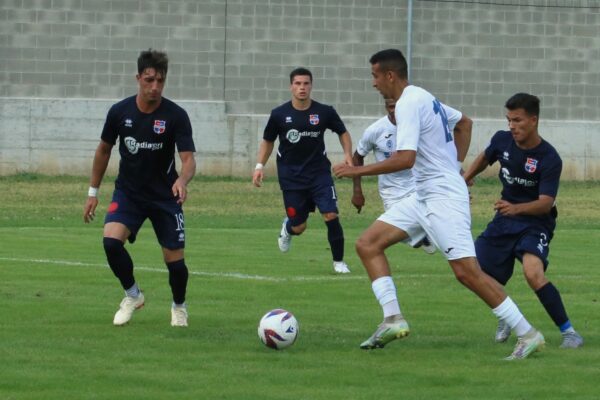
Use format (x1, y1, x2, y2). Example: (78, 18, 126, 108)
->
(0, 174, 598, 399)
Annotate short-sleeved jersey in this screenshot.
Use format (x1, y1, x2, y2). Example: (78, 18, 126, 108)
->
(263, 100, 347, 190)
(101, 95, 196, 200)
(394, 85, 465, 201)
(356, 115, 415, 207)
(484, 130, 562, 229)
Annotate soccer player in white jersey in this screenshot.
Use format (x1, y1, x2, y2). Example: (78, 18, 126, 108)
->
(352, 98, 435, 254)
(333, 49, 545, 360)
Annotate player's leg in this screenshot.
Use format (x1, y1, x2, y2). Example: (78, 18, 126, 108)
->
(103, 190, 146, 326)
(520, 249, 584, 349)
(475, 229, 518, 343)
(357, 195, 424, 349)
(312, 182, 349, 273)
(425, 199, 544, 359)
(151, 201, 189, 327)
(278, 190, 309, 252)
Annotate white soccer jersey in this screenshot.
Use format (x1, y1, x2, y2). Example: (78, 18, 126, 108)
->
(357, 115, 415, 210)
(395, 85, 468, 201)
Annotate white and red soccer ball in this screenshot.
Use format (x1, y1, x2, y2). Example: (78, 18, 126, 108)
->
(257, 309, 299, 350)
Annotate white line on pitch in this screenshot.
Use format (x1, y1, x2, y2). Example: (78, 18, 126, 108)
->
(0, 256, 370, 282)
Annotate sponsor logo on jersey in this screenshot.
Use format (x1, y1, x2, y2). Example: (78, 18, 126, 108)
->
(501, 167, 536, 187)
(153, 120, 166, 134)
(525, 157, 538, 173)
(124, 136, 164, 155)
(285, 116, 292, 123)
(285, 129, 321, 143)
(124, 118, 133, 128)
(309, 114, 319, 125)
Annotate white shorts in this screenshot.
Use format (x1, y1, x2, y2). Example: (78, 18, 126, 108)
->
(377, 192, 427, 247)
(379, 195, 475, 260)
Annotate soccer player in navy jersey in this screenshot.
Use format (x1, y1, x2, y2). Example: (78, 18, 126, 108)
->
(463, 93, 583, 349)
(83, 49, 196, 327)
(252, 67, 354, 274)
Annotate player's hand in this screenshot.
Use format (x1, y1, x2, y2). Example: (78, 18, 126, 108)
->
(252, 169, 264, 187)
(83, 197, 98, 223)
(494, 199, 517, 216)
(352, 192, 365, 213)
(172, 178, 188, 205)
(333, 163, 357, 178)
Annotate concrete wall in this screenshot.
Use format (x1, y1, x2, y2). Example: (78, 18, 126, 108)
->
(2, 97, 599, 180)
(1, 0, 600, 178)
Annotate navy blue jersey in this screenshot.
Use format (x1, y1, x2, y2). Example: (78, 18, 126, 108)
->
(264, 100, 347, 189)
(101, 96, 195, 200)
(484, 130, 562, 230)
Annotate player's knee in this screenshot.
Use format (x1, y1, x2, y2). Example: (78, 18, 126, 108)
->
(291, 221, 307, 235)
(103, 237, 124, 256)
(355, 235, 377, 258)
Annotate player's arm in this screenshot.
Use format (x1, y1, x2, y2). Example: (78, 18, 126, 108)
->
(84, 139, 113, 223)
(172, 151, 196, 205)
(253, 139, 275, 187)
(494, 195, 555, 217)
(351, 151, 366, 213)
(462, 151, 489, 185)
(338, 131, 354, 166)
(453, 114, 473, 163)
(333, 149, 415, 178)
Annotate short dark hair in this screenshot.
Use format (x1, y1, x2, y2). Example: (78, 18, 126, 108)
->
(369, 49, 408, 80)
(505, 93, 540, 118)
(289, 67, 312, 83)
(137, 49, 168, 76)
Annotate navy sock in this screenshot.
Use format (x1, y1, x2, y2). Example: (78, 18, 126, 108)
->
(325, 217, 344, 262)
(535, 282, 570, 330)
(167, 259, 188, 305)
(103, 237, 135, 290)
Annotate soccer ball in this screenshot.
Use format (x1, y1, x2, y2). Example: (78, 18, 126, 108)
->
(257, 309, 299, 350)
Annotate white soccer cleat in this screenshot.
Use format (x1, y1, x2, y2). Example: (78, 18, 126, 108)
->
(278, 217, 292, 252)
(560, 331, 583, 349)
(505, 329, 545, 360)
(495, 319, 512, 343)
(333, 261, 351, 274)
(171, 305, 188, 327)
(113, 292, 145, 326)
(360, 318, 410, 349)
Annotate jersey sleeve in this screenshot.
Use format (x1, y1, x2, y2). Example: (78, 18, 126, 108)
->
(263, 113, 279, 142)
(356, 125, 376, 157)
(100, 104, 119, 145)
(394, 98, 420, 151)
(175, 108, 196, 153)
(328, 106, 348, 135)
(442, 103, 462, 131)
(483, 131, 504, 165)
(539, 151, 562, 198)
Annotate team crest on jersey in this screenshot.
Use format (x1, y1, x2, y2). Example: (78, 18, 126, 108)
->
(309, 114, 319, 125)
(153, 120, 166, 134)
(525, 157, 538, 173)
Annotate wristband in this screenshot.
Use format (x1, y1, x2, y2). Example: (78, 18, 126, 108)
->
(255, 163, 264, 170)
(88, 186, 99, 197)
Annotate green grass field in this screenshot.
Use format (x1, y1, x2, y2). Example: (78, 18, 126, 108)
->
(0, 174, 598, 399)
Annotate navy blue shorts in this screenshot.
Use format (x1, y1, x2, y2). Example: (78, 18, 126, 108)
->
(475, 217, 552, 285)
(104, 189, 186, 250)
(282, 183, 339, 226)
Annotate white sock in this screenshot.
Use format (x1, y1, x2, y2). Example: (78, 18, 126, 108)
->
(372, 276, 401, 318)
(492, 296, 532, 337)
(125, 283, 140, 298)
